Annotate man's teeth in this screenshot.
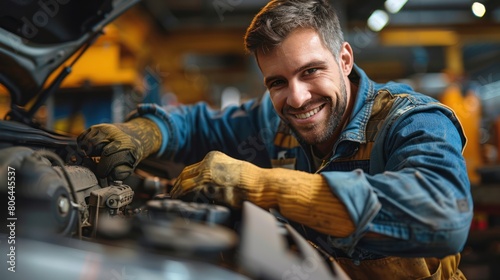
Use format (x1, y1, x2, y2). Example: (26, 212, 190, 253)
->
(295, 107, 321, 119)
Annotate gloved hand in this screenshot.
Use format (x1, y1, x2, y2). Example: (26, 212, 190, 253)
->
(77, 117, 162, 180)
(171, 151, 355, 237)
(170, 150, 276, 208)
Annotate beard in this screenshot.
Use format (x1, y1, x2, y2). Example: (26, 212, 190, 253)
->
(288, 77, 348, 146)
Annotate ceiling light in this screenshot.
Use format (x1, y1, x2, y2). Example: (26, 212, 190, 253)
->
(384, 0, 408, 14)
(367, 10, 390, 32)
(471, 2, 486, 18)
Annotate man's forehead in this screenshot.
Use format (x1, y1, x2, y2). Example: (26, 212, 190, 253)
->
(257, 31, 331, 71)
(256, 28, 323, 56)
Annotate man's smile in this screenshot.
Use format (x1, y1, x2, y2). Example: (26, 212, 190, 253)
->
(294, 104, 325, 119)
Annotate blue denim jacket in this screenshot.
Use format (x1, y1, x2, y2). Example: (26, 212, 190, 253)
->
(132, 65, 472, 260)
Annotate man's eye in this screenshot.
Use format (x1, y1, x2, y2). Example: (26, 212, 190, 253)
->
(304, 68, 318, 75)
(269, 80, 285, 88)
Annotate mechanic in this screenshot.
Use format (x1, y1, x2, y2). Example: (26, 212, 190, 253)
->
(77, 0, 472, 279)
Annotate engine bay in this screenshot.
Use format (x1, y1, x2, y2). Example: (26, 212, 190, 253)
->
(0, 143, 348, 279)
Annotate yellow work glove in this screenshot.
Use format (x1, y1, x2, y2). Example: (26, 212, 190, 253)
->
(170, 151, 355, 237)
(77, 117, 162, 180)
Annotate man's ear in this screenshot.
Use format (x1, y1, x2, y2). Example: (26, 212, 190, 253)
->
(339, 42, 354, 75)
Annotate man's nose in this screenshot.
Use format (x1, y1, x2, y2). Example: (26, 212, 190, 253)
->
(286, 81, 311, 108)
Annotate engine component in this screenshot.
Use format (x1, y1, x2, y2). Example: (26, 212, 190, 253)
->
(89, 180, 134, 212)
(139, 217, 238, 255)
(239, 202, 350, 280)
(147, 199, 231, 225)
(0, 147, 78, 237)
(88, 180, 134, 237)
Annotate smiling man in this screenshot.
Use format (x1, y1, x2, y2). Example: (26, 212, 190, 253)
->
(78, 0, 472, 278)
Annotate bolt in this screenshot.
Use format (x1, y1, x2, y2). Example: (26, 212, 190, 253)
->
(57, 196, 70, 216)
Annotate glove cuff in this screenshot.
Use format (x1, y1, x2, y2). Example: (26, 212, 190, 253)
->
(267, 169, 355, 238)
(118, 117, 162, 160)
(238, 163, 279, 209)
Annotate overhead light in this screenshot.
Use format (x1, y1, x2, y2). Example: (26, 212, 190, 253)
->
(471, 2, 486, 18)
(367, 10, 390, 32)
(384, 0, 408, 14)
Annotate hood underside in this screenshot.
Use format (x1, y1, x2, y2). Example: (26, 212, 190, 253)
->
(0, 0, 140, 107)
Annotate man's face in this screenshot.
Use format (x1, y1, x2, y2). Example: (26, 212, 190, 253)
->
(257, 28, 353, 150)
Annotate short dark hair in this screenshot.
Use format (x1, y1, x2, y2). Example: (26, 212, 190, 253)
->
(244, 0, 344, 59)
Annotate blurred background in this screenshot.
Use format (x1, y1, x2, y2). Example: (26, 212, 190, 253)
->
(0, 0, 499, 279)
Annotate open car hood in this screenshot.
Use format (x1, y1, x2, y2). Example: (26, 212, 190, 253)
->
(0, 0, 140, 107)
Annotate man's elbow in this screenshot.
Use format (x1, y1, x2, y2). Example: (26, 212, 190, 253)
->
(433, 226, 471, 257)
(417, 215, 472, 257)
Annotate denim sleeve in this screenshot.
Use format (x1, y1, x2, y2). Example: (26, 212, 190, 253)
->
(129, 92, 280, 167)
(323, 108, 473, 258)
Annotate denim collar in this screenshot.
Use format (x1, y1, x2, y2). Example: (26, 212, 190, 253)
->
(339, 64, 415, 144)
(339, 64, 378, 144)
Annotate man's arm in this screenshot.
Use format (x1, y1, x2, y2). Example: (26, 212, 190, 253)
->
(132, 93, 280, 166)
(170, 150, 356, 237)
(77, 93, 280, 180)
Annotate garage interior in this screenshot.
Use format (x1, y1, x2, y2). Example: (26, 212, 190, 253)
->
(0, 0, 500, 279)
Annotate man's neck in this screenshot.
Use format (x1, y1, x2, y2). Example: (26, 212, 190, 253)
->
(312, 145, 333, 160)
